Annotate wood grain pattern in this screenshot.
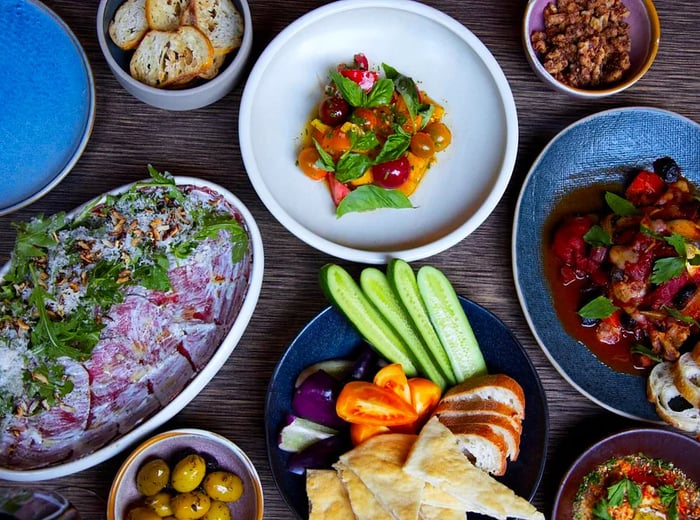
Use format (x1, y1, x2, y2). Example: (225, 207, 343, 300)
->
(1, 0, 699, 518)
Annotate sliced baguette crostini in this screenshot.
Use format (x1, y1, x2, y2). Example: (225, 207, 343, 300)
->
(191, 0, 244, 55)
(109, 0, 149, 50)
(439, 373, 526, 419)
(145, 0, 190, 30)
(129, 26, 214, 87)
(648, 360, 700, 435)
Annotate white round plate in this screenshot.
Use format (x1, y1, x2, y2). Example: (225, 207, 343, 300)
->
(0, 177, 264, 481)
(239, 0, 518, 264)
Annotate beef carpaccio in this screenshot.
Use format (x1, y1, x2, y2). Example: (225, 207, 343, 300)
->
(0, 169, 254, 470)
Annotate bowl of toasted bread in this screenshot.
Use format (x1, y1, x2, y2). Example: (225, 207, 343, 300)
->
(97, 0, 252, 110)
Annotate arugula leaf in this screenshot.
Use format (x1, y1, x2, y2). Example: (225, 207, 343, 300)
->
(584, 225, 612, 247)
(5, 214, 65, 282)
(605, 192, 639, 216)
(374, 130, 411, 164)
(336, 185, 414, 217)
(651, 257, 686, 284)
(24, 362, 74, 408)
(335, 153, 373, 183)
(195, 212, 249, 263)
(133, 253, 172, 292)
(578, 296, 618, 319)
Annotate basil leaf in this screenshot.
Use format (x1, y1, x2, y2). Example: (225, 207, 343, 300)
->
(584, 224, 612, 247)
(625, 480, 642, 509)
(349, 130, 379, 152)
(336, 185, 414, 217)
(651, 257, 685, 284)
(592, 499, 612, 520)
(313, 139, 336, 171)
(374, 131, 411, 164)
(607, 479, 626, 507)
(335, 153, 373, 183)
(330, 70, 365, 107)
(605, 192, 638, 216)
(578, 296, 618, 319)
(418, 104, 435, 129)
(365, 78, 394, 107)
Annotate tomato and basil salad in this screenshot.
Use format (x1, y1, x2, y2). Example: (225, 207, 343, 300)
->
(297, 53, 452, 217)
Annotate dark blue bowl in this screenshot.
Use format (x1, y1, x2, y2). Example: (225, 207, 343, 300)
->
(265, 297, 549, 519)
(513, 107, 700, 422)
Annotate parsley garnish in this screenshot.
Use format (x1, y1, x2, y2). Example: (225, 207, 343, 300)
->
(605, 191, 639, 215)
(583, 224, 612, 247)
(578, 296, 619, 319)
(659, 485, 679, 520)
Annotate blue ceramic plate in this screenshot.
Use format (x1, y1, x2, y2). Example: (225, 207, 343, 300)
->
(552, 428, 700, 520)
(0, 1, 95, 215)
(265, 297, 548, 519)
(513, 107, 700, 422)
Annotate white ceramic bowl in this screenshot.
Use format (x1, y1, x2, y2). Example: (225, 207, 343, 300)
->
(96, 0, 253, 110)
(522, 0, 660, 99)
(0, 177, 264, 481)
(239, 0, 518, 264)
(108, 429, 264, 520)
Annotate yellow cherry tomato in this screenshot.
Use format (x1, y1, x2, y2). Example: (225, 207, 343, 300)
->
(171, 454, 207, 493)
(202, 471, 244, 503)
(136, 459, 170, 496)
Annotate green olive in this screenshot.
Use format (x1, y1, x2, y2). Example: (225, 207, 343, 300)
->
(171, 454, 207, 493)
(202, 471, 243, 503)
(201, 501, 231, 520)
(171, 491, 211, 520)
(144, 491, 174, 517)
(137, 458, 171, 496)
(127, 506, 162, 520)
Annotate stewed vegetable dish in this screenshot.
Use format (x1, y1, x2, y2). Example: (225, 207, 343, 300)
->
(546, 157, 700, 373)
(297, 53, 452, 217)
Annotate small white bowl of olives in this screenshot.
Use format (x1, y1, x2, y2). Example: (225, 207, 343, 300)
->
(108, 429, 263, 520)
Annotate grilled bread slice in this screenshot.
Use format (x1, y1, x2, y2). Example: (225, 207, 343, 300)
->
(439, 373, 526, 419)
(672, 351, 700, 408)
(146, 0, 190, 30)
(109, 0, 149, 50)
(647, 361, 700, 434)
(130, 26, 214, 87)
(191, 0, 244, 55)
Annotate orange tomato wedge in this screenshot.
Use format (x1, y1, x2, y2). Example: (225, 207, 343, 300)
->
(349, 422, 391, 446)
(408, 377, 442, 424)
(336, 381, 418, 426)
(373, 363, 411, 403)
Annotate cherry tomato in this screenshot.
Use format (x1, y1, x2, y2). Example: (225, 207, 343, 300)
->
(372, 156, 410, 189)
(321, 128, 352, 158)
(410, 132, 436, 159)
(336, 381, 418, 426)
(424, 122, 452, 151)
(318, 96, 350, 126)
(373, 363, 411, 403)
(350, 107, 380, 132)
(297, 147, 328, 181)
(625, 170, 665, 205)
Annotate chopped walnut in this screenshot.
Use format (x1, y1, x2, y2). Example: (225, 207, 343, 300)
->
(530, 0, 631, 89)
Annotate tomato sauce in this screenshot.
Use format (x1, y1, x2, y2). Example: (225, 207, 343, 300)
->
(542, 183, 648, 375)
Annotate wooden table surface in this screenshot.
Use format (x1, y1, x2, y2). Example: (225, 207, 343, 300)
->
(2, 0, 700, 518)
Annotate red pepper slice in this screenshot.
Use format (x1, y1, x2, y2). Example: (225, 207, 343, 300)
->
(625, 170, 665, 205)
